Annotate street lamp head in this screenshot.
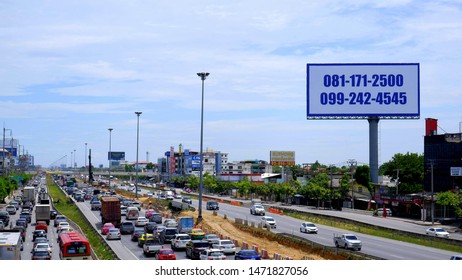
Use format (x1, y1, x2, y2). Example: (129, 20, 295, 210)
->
(108, 128, 113, 132)
(197, 72, 210, 80)
(135, 112, 142, 116)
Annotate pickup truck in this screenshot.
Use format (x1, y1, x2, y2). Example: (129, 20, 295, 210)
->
(333, 233, 362, 251)
(143, 238, 163, 257)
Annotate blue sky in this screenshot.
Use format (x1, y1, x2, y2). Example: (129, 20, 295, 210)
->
(1, 0, 462, 168)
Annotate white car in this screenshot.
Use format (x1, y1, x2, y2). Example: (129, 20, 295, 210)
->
(56, 222, 70, 232)
(300, 222, 318, 234)
(120, 205, 127, 216)
(200, 249, 226, 260)
(106, 228, 121, 240)
(31, 242, 52, 254)
(171, 234, 191, 250)
(261, 216, 277, 229)
(163, 218, 178, 228)
(426, 227, 450, 238)
(135, 217, 149, 227)
(212, 239, 236, 255)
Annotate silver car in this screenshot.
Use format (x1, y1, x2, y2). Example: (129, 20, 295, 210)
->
(300, 222, 318, 234)
(171, 234, 191, 250)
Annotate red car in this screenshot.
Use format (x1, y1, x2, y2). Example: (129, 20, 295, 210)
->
(144, 209, 157, 219)
(156, 249, 176, 260)
(35, 221, 48, 233)
(101, 223, 115, 235)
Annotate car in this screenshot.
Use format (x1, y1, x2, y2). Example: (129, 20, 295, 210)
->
(166, 195, 174, 200)
(31, 242, 52, 254)
(159, 227, 178, 244)
(57, 221, 70, 232)
(132, 202, 142, 210)
(261, 216, 277, 229)
(101, 223, 115, 235)
(9, 200, 20, 210)
(6, 205, 17, 215)
(250, 204, 265, 215)
(90, 200, 102, 210)
(450, 254, 462, 260)
(138, 233, 154, 247)
(171, 233, 191, 251)
(426, 227, 450, 238)
(185, 240, 211, 259)
(31, 248, 52, 260)
(0, 211, 10, 225)
(153, 225, 166, 235)
(0, 220, 4, 230)
(200, 248, 227, 260)
(32, 229, 47, 241)
(374, 208, 392, 217)
(144, 222, 157, 233)
(203, 234, 220, 245)
(50, 210, 58, 219)
(156, 248, 177, 260)
(35, 221, 48, 232)
(135, 217, 149, 227)
(16, 218, 28, 228)
(235, 249, 262, 260)
(211, 239, 236, 255)
(182, 197, 192, 204)
(144, 209, 156, 219)
(106, 228, 121, 240)
(206, 201, 219, 210)
(174, 193, 182, 199)
(190, 228, 205, 240)
(131, 229, 145, 241)
(120, 221, 135, 234)
(148, 213, 163, 224)
(120, 205, 127, 216)
(54, 215, 67, 227)
(163, 218, 178, 228)
(19, 212, 31, 223)
(33, 237, 49, 249)
(300, 222, 318, 234)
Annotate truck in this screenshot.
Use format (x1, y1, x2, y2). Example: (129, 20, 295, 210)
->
(23, 186, 36, 204)
(177, 216, 194, 234)
(143, 236, 163, 257)
(35, 204, 51, 225)
(39, 192, 50, 204)
(0, 232, 22, 260)
(100, 196, 121, 227)
(333, 233, 362, 251)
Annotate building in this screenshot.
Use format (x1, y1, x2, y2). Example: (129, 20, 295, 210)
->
(423, 118, 462, 193)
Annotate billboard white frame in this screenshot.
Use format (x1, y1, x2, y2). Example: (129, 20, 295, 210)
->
(307, 63, 420, 119)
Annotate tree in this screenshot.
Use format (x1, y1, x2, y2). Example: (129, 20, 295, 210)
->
(436, 191, 462, 218)
(380, 152, 424, 194)
(355, 165, 375, 198)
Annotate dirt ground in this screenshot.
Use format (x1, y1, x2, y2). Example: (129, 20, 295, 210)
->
(138, 195, 323, 260)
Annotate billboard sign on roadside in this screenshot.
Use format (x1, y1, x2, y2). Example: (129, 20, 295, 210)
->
(307, 63, 420, 119)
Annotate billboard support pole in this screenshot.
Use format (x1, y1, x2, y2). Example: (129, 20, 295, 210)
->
(368, 117, 379, 185)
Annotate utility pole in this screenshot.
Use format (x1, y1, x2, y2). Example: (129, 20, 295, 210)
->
(430, 160, 434, 225)
(395, 169, 400, 195)
(348, 159, 357, 209)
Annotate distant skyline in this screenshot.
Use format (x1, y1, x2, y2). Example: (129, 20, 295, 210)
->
(1, 1, 462, 168)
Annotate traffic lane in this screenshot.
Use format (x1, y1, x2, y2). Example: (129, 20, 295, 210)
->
(203, 200, 458, 260)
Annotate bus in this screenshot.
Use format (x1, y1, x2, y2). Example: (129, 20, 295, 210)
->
(59, 231, 91, 260)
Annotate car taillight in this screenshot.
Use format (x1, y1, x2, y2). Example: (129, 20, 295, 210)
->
(208, 257, 213, 260)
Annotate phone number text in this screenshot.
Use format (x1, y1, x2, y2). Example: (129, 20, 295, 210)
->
(320, 91, 407, 105)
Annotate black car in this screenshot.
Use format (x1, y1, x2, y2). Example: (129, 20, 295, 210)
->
(50, 210, 58, 220)
(131, 229, 145, 241)
(144, 222, 157, 233)
(206, 201, 219, 210)
(19, 212, 31, 223)
(0, 211, 10, 226)
(159, 227, 178, 244)
(148, 214, 163, 224)
(32, 229, 47, 241)
(120, 221, 135, 234)
(185, 240, 210, 260)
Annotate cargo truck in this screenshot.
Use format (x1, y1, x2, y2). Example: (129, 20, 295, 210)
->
(100, 196, 121, 227)
(23, 186, 36, 204)
(0, 232, 22, 260)
(177, 217, 194, 234)
(35, 204, 51, 225)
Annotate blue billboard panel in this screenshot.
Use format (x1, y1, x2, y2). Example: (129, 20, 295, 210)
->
(307, 63, 420, 119)
(108, 151, 125, 160)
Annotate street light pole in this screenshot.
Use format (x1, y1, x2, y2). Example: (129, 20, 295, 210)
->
(108, 128, 113, 189)
(85, 143, 88, 181)
(73, 149, 76, 170)
(135, 112, 142, 199)
(197, 72, 209, 224)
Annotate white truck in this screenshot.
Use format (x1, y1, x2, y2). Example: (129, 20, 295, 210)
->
(23, 186, 36, 203)
(35, 204, 51, 225)
(0, 232, 22, 260)
(143, 238, 163, 257)
(333, 233, 362, 251)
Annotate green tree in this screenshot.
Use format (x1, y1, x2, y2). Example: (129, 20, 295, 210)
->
(380, 152, 424, 194)
(187, 175, 200, 190)
(436, 191, 462, 218)
(355, 165, 375, 198)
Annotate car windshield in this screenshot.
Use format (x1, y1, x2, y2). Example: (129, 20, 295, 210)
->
(241, 251, 258, 256)
(221, 240, 234, 245)
(209, 251, 224, 256)
(160, 250, 174, 255)
(306, 223, 316, 227)
(265, 218, 274, 222)
(435, 228, 446, 232)
(178, 236, 190, 240)
(345, 235, 358, 240)
(255, 205, 264, 209)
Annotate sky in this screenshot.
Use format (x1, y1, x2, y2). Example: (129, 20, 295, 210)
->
(1, 0, 462, 169)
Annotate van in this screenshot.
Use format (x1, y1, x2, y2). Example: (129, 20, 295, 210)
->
(375, 208, 392, 217)
(126, 207, 140, 220)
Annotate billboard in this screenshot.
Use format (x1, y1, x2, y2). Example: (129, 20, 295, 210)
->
(307, 63, 420, 119)
(108, 151, 125, 161)
(270, 151, 295, 166)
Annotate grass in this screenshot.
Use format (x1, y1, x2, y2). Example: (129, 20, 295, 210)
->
(286, 211, 462, 253)
(46, 176, 116, 260)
